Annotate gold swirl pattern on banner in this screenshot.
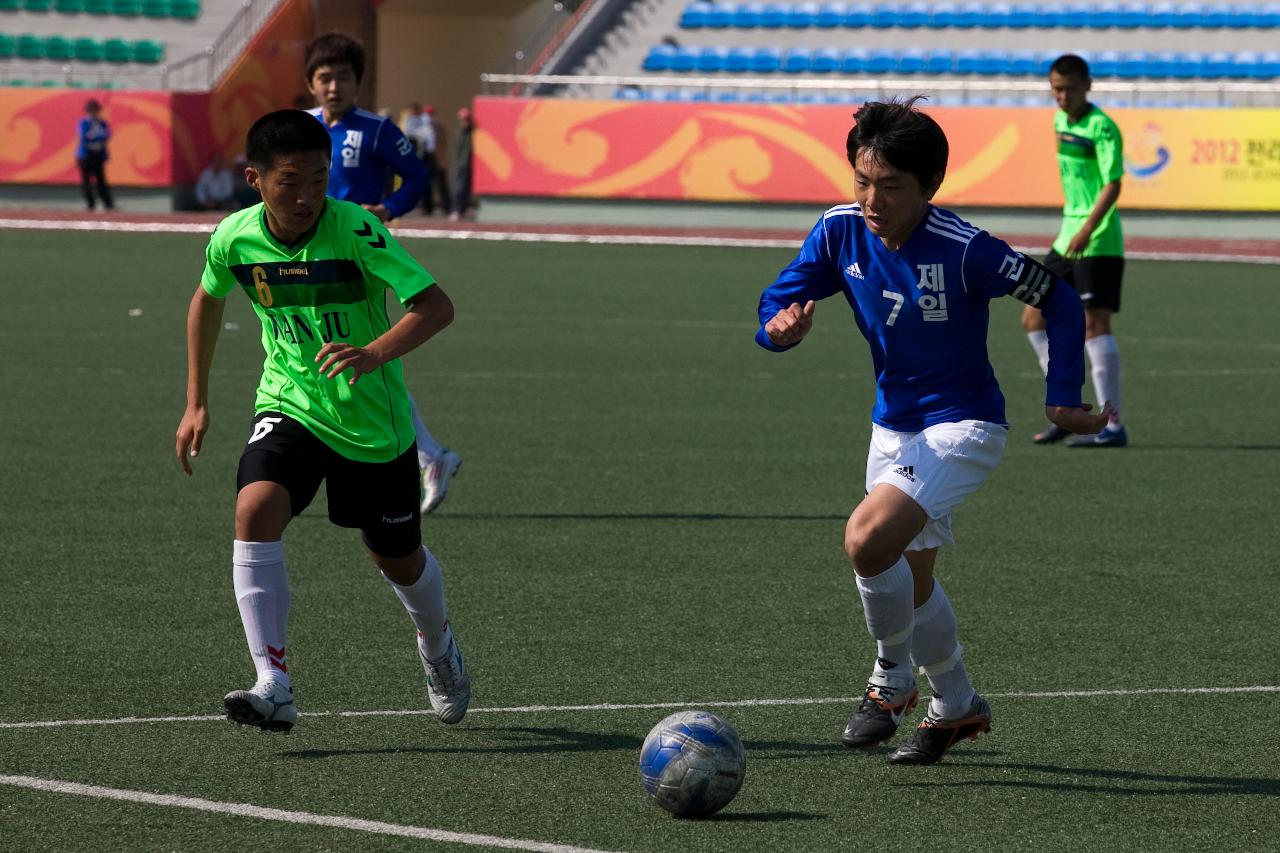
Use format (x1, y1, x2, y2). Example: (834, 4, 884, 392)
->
(472, 128, 513, 180)
(702, 111, 851, 196)
(515, 100, 635, 178)
(678, 136, 772, 200)
(937, 123, 1020, 199)
(568, 119, 703, 196)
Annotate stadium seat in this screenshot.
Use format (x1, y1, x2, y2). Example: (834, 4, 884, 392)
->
(84, 0, 109, 11)
(1229, 51, 1259, 77)
(711, 89, 740, 102)
(1224, 2, 1251, 28)
(705, 1, 733, 27)
(1200, 2, 1229, 28)
(842, 1, 871, 26)
(981, 2, 1012, 28)
(750, 45, 781, 72)
(170, 0, 196, 17)
(811, 45, 840, 71)
(55, 0, 85, 12)
(732, 1, 762, 27)
(680, 1, 710, 27)
(670, 45, 699, 71)
(697, 45, 728, 71)
(101, 36, 128, 61)
(615, 86, 643, 101)
(900, 1, 927, 27)
(1170, 50, 1204, 77)
(815, 2, 844, 28)
(1034, 2, 1064, 27)
(783, 47, 812, 72)
(23, 0, 53, 11)
(1257, 50, 1280, 78)
(866, 46, 894, 73)
(927, 2, 958, 28)
(787, 1, 818, 27)
(1088, 2, 1121, 27)
(1060, 2, 1087, 28)
(924, 48, 953, 74)
(1147, 1, 1175, 26)
(132, 38, 163, 62)
(1008, 49, 1038, 75)
(73, 35, 101, 61)
(954, 48, 981, 73)
(895, 47, 925, 74)
(725, 45, 753, 71)
(44, 33, 71, 58)
(643, 45, 675, 71)
(840, 46, 868, 73)
(955, 2, 983, 28)
(0, 33, 13, 57)
(0, 0, 20, 10)
(1204, 50, 1231, 76)
(1091, 49, 1120, 76)
(1148, 50, 1177, 76)
(870, 2, 896, 27)
(1118, 50, 1148, 77)
(16, 34, 44, 58)
(759, 2, 787, 27)
(1171, 2, 1201, 27)
(1008, 2, 1036, 27)
(1115, 1, 1145, 27)
(111, 0, 141, 13)
(1251, 3, 1280, 28)
(977, 49, 1008, 74)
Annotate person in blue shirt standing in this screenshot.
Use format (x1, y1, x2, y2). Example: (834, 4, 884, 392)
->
(757, 98, 1111, 765)
(304, 32, 461, 514)
(76, 99, 114, 211)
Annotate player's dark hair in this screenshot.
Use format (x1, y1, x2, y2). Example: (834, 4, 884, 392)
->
(304, 31, 365, 83)
(245, 109, 332, 172)
(1050, 53, 1090, 79)
(845, 96, 948, 191)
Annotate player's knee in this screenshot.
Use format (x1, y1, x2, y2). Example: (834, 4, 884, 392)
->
(363, 527, 423, 581)
(234, 482, 291, 540)
(1084, 310, 1111, 338)
(844, 518, 896, 577)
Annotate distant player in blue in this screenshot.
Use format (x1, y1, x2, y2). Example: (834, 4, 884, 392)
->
(76, 98, 113, 211)
(757, 99, 1111, 765)
(304, 32, 461, 514)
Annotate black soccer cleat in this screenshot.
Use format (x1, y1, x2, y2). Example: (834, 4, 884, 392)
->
(1032, 423, 1070, 444)
(841, 677, 919, 749)
(887, 692, 991, 765)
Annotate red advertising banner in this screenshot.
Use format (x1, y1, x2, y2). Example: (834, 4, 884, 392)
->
(472, 97, 1280, 211)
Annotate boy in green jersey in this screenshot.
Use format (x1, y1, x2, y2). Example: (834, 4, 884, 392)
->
(175, 110, 470, 732)
(1022, 54, 1127, 448)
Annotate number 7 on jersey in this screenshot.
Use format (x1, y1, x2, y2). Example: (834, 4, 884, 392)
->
(882, 290, 904, 326)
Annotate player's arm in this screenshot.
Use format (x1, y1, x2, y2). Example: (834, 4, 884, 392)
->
(1066, 180, 1120, 257)
(316, 284, 453, 384)
(176, 285, 226, 475)
(374, 122, 428, 221)
(756, 217, 844, 351)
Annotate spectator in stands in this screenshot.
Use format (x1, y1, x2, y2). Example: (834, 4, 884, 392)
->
(195, 152, 237, 211)
(449, 107, 475, 222)
(401, 102, 440, 215)
(76, 99, 113, 212)
(421, 105, 453, 217)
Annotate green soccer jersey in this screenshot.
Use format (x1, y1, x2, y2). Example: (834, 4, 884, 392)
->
(1053, 104, 1125, 258)
(201, 198, 435, 463)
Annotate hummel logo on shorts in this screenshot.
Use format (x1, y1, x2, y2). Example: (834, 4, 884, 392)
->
(381, 513, 413, 524)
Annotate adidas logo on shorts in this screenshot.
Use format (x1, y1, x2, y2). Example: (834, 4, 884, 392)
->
(893, 465, 916, 482)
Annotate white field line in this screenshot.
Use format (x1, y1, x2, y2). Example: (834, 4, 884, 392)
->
(2, 685, 1278, 731)
(0, 775, 619, 853)
(0, 216, 1277, 264)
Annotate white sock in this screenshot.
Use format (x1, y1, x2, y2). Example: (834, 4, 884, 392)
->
(909, 581, 975, 719)
(855, 556, 914, 673)
(1026, 330, 1050, 377)
(408, 394, 443, 465)
(385, 546, 451, 660)
(1085, 334, 1122, 429)
(232, 539, 291, 690)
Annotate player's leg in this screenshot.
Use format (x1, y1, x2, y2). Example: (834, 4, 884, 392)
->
(408, 392, 461, 515)
(1070, 257, 1126, 447)
(1026, 251, 1076, 444)
(94, 156, 114, 210)
(330, 448, 470, 724)
(77, 158, 95, 210)
(224, 413, 326, 732)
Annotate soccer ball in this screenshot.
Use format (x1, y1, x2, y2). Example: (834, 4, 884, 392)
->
(639, 710, 746, 818)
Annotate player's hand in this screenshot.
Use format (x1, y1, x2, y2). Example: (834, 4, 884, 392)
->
(361, 203, 391, 223)
(1046, 401, 1114, 435)
(175, 405, 209, 476)
(316, 342, 383, 386)
(765, 301, 816, 347)
(1065, 226, 1092, 258)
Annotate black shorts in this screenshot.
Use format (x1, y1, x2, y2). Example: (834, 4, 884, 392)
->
(1043, 250, 1125, 313)
(236, 412, 422, 558)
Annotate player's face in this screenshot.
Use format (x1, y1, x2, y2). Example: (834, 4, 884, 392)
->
(1049, 71, 1090, 116)
(249, 151, 330, 241)
(308, 63, 359, 118)
(852, 150, 934, 247)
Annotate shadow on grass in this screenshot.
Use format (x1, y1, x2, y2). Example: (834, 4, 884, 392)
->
(893, 761, 1280, 797)
(700, 811, 826, 823)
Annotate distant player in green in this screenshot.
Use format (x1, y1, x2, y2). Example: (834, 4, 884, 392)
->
(1022, 53, 1128, 448)
(175, 109, 470, 732)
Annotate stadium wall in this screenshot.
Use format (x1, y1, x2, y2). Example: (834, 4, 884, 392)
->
(473, 97, 1280, 212)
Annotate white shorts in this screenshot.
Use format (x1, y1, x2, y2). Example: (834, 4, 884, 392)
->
(865, 420, 1008, 551)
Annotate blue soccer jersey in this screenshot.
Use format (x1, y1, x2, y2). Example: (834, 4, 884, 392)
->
(757, 203, 1085, 432)
(309, 107, 428, 220)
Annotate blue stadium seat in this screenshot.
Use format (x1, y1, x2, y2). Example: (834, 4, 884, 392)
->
(968, 95, 996, 106)
(1200, 2, 1229, 28)
(1224, 2, 1252, 29)
(870, 2, 896, 27)
(1171, 2, 1201, 27)
(680, 1, 711, 27)
(752, 45, 782, 71)
(615, 87, 645, 101)
(1204, 50, 1231, 76)
(1148, 50, 1177, 77)
(977, 49, 1008, 74)
(1060, 2, 1087, 28)
(744, 91, 769, 103)
(994, 94, 1023, 106)
(1092, 49, 1120, 76)
(1007, 49, 1038, 75)
(1008, 2, 1036, 27)
(704, 1, 734, 27)
(760, 2, 787, 26)
(1147, 1, 1175, 26)
(1116, 1, 1146, 28)
(812, 46, 840, 71)
(783, 47, 812, 72)
(928, 2, 958, 28)
(1171, 51, 1205, 77)
(697, 45, 729, 71)
(671, 45, 700, 71)
(866, 46, 894, 73)
(955, 48, 981, 73)
(895, 47, 925, 73)
(815, 1, 844, 27)
(787, 1, 818, 27)
(924, 48, 953, 73)
(840, 47, 869, 73)
(843, 1, 872, 27)
(900, 1, 928, 27)
(1257, 50, 1280, 78)
(1228, 51, 1257, 77)
(1251, 3, 1280, 28)
(643, 45, 676, 71)
(1036, 50, 1058, 74)
(1117, 50, 1149, 77)
(1034, 2, 1064, 27)
(956, 1, 983, 27)
(712, 89, 741, 103)
(982, 2, 1012, 28)
(1088, 2, 1121, 28)
(726, 45, 753, 71)
(732, 2, 763, 27)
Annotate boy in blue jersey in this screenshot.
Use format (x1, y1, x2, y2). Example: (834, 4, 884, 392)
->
(305, 32, 461, 514)
(757, 99, 1111, 765)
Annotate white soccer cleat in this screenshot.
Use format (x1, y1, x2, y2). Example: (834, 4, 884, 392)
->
(420, 450, 461, 514)
(418, 631, 470, 724)
(223, 680, 298, 733)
